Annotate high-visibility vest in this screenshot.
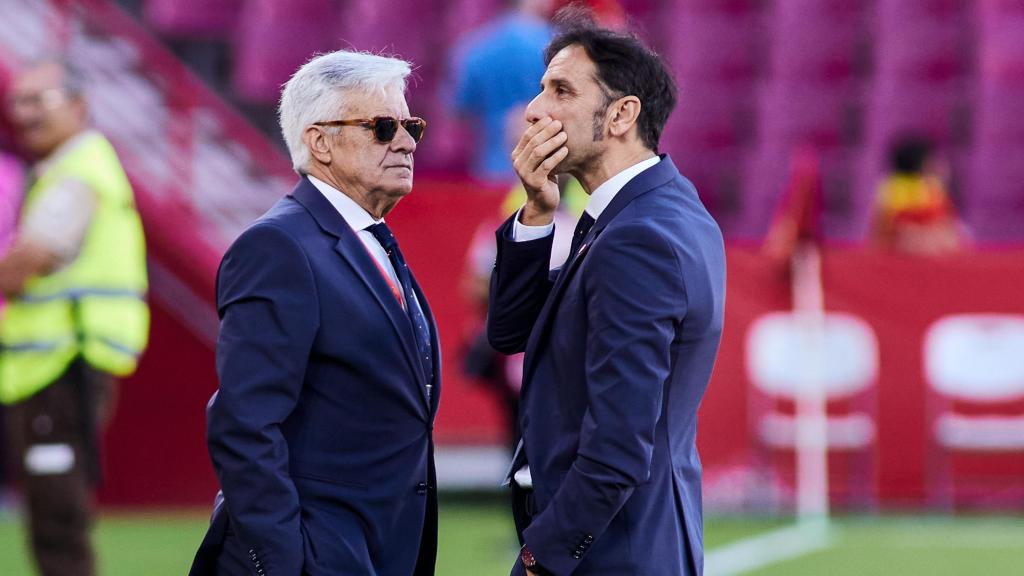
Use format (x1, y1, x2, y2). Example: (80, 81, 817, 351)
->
(0, 131, 149, 404)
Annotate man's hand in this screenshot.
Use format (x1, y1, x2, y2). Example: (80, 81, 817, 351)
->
(511, 117, 568, 226)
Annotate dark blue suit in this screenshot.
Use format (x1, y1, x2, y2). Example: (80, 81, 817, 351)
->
(489, 156, 725, 575)
(190, 178, 440, 576)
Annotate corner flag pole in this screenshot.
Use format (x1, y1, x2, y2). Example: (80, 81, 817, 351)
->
(792, 242, 830, 524)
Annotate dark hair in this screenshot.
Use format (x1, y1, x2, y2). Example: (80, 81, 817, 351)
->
(889, 135, 933, 175)
(544, 6, 677, 152)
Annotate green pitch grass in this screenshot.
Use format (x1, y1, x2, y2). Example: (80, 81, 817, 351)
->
(0, 499, 1021, 575)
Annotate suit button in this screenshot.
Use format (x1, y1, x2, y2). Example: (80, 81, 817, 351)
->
(584, 535, 593, 542)
(416, 482, 428, 494)
(573, 552, 582, 559)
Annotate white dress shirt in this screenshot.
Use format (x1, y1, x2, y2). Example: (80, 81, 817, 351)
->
(307, 175, 406, 306)
(508, 155, 660, 488)
(511, 155, 661, 241)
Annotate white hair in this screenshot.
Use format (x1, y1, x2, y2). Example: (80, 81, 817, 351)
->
(278, 50, 412, 173)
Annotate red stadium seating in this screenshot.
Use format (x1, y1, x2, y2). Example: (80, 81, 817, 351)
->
(667, 12, 765, 84)
(144, 0, 242, 38)
(233, 0, 343, 103)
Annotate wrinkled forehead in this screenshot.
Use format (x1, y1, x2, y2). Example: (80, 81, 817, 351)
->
(336, 84, 410, 118)
(543, 45, 600, 90)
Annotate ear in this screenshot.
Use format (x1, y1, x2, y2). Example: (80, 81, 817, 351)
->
(607, 95, 641, 138)
(304, 125, 333, 165)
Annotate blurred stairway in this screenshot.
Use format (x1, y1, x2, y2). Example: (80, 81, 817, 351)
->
(0, 0, 295, 504)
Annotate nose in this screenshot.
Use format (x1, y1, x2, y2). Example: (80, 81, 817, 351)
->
(390, 123, 416, 154)
(524, 93, 544, 124)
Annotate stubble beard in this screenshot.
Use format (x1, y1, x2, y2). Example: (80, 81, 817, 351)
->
(552, 104, 610, 178)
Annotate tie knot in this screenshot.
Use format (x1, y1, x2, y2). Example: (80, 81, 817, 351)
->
(367, 222, 398, 252)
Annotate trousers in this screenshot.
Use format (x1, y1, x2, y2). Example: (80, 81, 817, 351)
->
(5, 359, 115, 576)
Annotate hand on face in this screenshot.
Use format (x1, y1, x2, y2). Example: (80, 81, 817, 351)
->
(511, 116, 567, 225)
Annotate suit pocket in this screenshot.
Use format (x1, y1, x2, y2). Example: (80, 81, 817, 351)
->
(289, 459, 368, 489)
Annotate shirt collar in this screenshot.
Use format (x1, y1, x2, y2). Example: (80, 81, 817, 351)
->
(307, 175, 382, 231)
(584, 155, 661, 219)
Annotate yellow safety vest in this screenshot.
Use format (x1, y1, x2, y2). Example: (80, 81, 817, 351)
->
(0, 132, 149, 404)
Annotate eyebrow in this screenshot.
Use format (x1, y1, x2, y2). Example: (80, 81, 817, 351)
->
(542, 76, 576, 93)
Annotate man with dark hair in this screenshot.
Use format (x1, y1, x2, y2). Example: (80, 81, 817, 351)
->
(488, 12, 726, 576)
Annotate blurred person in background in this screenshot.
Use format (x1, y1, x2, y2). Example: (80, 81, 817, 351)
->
(190, 50, 440, 576)
(488, 11, 725, 576)
(447, 0, 556, 186)
(872, 134, 964, 254)
(0, 59, 149, 576)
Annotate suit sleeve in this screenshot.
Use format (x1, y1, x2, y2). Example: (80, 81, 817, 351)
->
(523, 223, 687, 576)
(487, 213, 556, 354)
(206, 222, 320, 576)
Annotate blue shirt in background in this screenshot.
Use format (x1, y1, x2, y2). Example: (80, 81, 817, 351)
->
(450, 14, 553, 185)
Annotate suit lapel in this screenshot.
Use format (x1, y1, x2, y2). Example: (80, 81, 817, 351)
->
(290, 178, 429, 405)
(520, 155, 680, 388)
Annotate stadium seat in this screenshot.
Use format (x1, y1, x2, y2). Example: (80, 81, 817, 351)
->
(875, 23, 972, 82)
(667, 13, 765, 85)
(339, 0, 432, 69)
(668, 146, 748, 233)
(964, 147, 1024, 243)
(975, 84, 1024, 145)
(665, 83, 757, 150)
(232, 0, 344, 103)
(863, 78, 971, 148)
(758, 82, 863, 150)
(924, 313, 1024, 507)
(144, 0, 242, 38)
(978, 1, 1024, 85)
(874, 0, 974, 82)
(439, 0, 504, 40)
(746, 311, 880, 507)
(670, 0, 763, 16)
(769, 0, 872, 83)
(769, 24, 869, 83)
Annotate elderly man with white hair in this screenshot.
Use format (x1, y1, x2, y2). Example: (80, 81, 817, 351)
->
(189, 49, 440, 576)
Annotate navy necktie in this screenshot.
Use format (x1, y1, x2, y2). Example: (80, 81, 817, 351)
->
(367, 223, 434, 396)
(569, 212, 596, 261)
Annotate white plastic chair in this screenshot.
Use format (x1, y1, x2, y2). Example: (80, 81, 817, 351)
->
(746, 311, 880, 507)
(924, 313, 1024, 506)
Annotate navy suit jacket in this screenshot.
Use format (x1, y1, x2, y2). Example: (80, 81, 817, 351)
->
(488, 156, 725, 576)
(190, 178, 441, 576)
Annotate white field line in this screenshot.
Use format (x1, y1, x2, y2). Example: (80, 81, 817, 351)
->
(704, 520, 834, 576)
